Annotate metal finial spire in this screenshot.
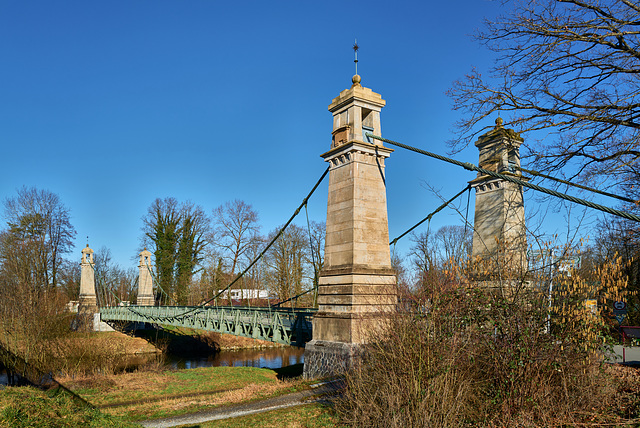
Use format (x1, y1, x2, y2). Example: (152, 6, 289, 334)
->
(353, 39, 359, 75)
(86, 236, 89, 247)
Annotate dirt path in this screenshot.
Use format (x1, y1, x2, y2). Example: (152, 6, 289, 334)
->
(139, 380, 342, 428)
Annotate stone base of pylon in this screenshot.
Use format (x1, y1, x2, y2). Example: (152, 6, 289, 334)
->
(136, 295, 155, 306)
(303, 340, 361, 379)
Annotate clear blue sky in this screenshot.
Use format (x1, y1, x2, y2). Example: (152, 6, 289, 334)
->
(2, 0, 568, 269)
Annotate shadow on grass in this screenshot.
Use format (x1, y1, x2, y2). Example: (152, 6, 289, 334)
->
(272, 362, 304, 380)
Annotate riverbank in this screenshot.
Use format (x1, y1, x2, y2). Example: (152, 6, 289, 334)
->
(3, 361, 640, 426)
(0, 368, 340, 428)
(58, 364, 317, 422)
(0, 329, 340, 426)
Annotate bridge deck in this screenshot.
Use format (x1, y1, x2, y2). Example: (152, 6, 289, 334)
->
(100, 305, 317, 346)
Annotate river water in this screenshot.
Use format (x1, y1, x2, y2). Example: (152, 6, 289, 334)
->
(167, 346, 305, 370)
(0, 347, 305, 386)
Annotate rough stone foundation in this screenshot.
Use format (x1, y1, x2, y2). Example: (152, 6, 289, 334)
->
(303, 340, 361, 379)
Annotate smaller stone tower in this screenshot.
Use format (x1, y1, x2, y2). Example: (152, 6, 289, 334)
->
(79, 245, 97, 310)
(469, 118, 528, 277)
(137, 249, 155, 306)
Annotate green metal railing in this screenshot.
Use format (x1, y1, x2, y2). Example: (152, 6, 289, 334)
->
(100, 305, 317, 347)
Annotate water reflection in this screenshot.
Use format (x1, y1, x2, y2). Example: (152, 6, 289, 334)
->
(0, 347, 306, 386)
(167, 347, 305, 370)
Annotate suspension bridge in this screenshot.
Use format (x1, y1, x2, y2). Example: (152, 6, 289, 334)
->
(78, 73, 638, 378)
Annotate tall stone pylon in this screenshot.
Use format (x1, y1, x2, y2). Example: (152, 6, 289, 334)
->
(137, 249, 155, 306)
(78, 244, 97, 330)
(303, 73, 397, 379)
(469, 118, 528, 278)
(79, 245, 97, 310)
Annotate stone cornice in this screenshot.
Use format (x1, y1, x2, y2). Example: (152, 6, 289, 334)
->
(328, 85, 386, 113)
(320, 140, 393, 161)
(320, 266, 396, 277)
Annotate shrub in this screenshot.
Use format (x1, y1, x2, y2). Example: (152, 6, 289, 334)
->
(337, 256, 629, 426)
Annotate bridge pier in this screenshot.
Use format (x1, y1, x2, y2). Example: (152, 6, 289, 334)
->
(304, 73, 397, 379)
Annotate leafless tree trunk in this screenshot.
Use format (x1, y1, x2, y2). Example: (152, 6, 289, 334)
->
(211, 200, 260, 303)
(264, 224, 310, 303)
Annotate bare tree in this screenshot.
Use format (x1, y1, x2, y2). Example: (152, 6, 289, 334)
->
(58, 259, 80, 301)
(410, 229, 438, 285)
(1, 186, 76, 289)
(449, 0, 640, 196)
(308, 221, 325, 288)
(92, 246, 138, 306)
(211, 200, 260, 303)
(211, 200, 260, 275)
(263, 224, 309, 302)
(434, 225, 473, 267)
(0, 187, 75, 371)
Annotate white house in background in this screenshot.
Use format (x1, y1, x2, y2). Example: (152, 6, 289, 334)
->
(221, 289, 270, 300)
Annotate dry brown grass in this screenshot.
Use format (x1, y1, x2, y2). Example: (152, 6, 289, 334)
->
(165, 382, 284, 411)
(52, 331, 161, 378)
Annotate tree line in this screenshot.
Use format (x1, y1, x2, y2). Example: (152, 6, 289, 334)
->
(140, 197, 325, 306)
(0, 186, 636, 311)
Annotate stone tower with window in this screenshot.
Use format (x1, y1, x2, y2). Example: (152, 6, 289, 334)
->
(79, 245, 97, 310)
(303, 73, 397, 379)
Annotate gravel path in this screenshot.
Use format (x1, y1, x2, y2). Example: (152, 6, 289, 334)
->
(139, 380, 342, 428)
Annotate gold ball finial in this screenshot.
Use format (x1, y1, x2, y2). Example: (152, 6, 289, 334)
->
(495, 117, 504, 128)
(352, 39, 360, 85)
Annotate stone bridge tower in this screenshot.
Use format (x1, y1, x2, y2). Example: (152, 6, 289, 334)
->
(137, 249, 155, 306)
(470, 118, 528, 278)
(79, 245, 97, 312)
(78, 244, 97, 330)
(303, 74, 397, 379)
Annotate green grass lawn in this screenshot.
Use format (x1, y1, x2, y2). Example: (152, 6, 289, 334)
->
(0, 363, 337, 427)
(0, 387, 140, 428)
(63, 365, 311, 421)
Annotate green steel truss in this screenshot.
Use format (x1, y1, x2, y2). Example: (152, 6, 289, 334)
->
(100, 305, 317, 346)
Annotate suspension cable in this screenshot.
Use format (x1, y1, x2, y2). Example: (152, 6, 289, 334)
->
(89, 260, 125, 307)
(366, 133, 640, 223)
(146, 166, 330, 320)
(272, 287, 314, 308)
(463, 186, 472, 238)
(517, 166, 636, 204)
(304, 202, 320, 307)
(389, 185, 471, 246)
(144, 262, 178, 306)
